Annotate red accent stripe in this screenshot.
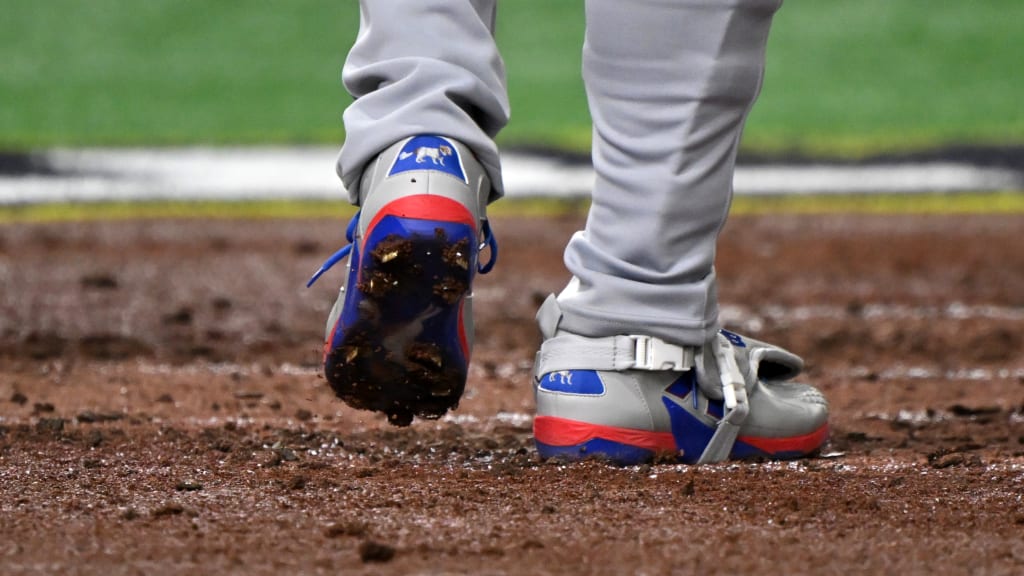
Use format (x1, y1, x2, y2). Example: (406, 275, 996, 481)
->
(323, 312, 343, 362)
(457, 301, 469, 358)
(738, 423, 830, 456)
(362, 195, 475, 249)
(533, 416, 677, 452)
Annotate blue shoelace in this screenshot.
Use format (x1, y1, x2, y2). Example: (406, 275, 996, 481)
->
(306, 211, 498, 287)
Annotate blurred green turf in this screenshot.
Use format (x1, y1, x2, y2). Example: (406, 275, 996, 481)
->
(1, 1, 1021, 154)
(746, 0, 1024, 155)
(1, 1, 357, 147)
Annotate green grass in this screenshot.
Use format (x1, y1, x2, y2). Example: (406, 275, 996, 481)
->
(0, 199, 355, 223)
(3, 193, 1023, 225)
(746, 0, 1024, 155)
(728, 191, 1024, 216)
(1, 1, 357, 147)
(1, 1, 1022, 154)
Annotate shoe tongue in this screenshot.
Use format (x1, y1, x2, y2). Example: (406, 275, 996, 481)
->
(695, 332, 806, 400)
(739, 334, 804, 382)
(756, 348, 803, 381)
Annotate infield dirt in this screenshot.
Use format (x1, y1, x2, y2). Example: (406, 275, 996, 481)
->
(1, 213, 1023, 575)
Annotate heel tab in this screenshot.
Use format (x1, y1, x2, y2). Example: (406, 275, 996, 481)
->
(536, 294, 563, 340)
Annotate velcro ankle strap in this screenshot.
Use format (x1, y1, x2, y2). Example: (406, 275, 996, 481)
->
(535, 333, 695, 377)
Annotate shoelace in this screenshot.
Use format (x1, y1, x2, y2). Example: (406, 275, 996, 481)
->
(478, 219, 499, 274)
(306, 210, 360, 288)
(306, 211, 498, 288)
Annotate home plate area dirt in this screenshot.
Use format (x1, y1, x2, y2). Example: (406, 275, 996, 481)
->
(1, 213, 1023, 575)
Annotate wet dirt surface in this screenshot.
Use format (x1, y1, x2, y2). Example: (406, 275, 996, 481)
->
(1, 213, 1023, 575)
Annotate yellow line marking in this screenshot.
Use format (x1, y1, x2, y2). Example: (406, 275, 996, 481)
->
(1, 192, 1022, 224)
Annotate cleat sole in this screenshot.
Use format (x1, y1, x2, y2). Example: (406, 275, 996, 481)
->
(324, 215, 476, 426)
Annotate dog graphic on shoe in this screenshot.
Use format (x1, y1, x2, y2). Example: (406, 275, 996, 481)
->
(399, 144, 453, 166)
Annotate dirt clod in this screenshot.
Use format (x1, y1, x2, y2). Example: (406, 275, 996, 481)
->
(78, 334, 151, 360)
(681, 478, 696, 496)
(77, 411, 124, 423)
(358, 540, 396, 563)
(152, 503, 186, 518)
(324, 521, 367, 538)
(36, 418, 65, 433)
(930, 452, 966, 469)
(80, 273, 119, 290)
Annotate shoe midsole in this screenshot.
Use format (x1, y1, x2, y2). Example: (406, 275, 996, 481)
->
(534, 415, 830, 459)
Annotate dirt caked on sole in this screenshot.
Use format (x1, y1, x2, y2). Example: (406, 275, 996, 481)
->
(325, 219, 476, 426)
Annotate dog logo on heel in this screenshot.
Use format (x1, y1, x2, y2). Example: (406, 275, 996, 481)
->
(399, 144, 453, 166)
(389, 136, 467, 183)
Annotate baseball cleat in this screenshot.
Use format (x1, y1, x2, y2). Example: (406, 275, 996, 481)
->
(308, 135, 496, 426)
(532, 295, 829, 465)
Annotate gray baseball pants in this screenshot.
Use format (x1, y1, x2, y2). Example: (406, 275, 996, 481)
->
(337, 0, 782, 347)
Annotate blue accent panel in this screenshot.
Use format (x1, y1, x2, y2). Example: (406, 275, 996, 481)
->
(720, 329, 746, 348)
(388, 135, 466, 183)
(329, 237, 363, 350)
(538, 370, 604, 395)
(665, 373, 696, 399)
(535, 438, 657, 466)
(663, 366, 729, 416)
(662, 396, 717, 465)
(729, 439, 772, 460)
(662, 371, 771, 461)
(706, 397, 725, 419)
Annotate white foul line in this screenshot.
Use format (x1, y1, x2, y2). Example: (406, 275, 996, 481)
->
(0, 147, 1020, 204)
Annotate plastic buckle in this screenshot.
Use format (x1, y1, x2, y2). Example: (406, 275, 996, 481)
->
(631, 335, 694, 371)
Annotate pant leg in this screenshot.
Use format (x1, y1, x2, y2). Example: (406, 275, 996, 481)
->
(557, 0, 783, 346)
(336, 0, 509, 204)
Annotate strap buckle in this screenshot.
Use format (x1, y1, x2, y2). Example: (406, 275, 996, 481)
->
(631, 335, 694, 371)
